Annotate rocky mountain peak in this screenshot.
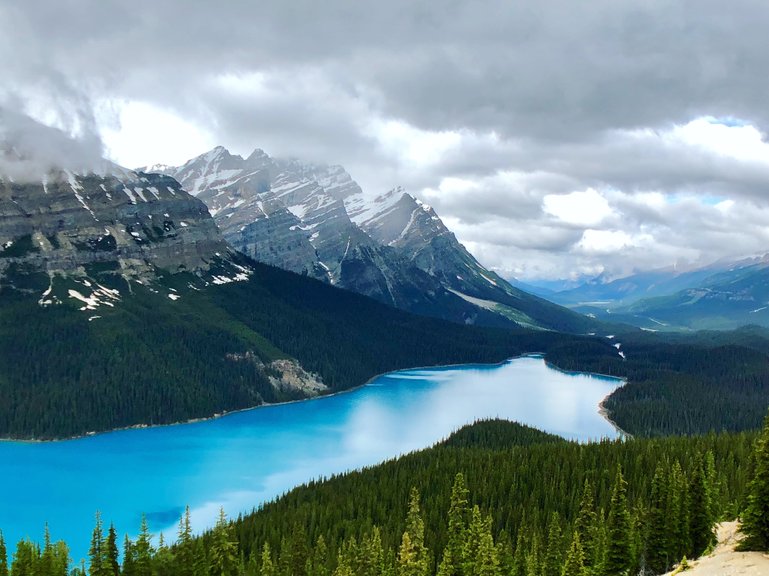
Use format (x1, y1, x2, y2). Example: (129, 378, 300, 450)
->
(155, 146, 595, 332)
(0, 166, 229, 280)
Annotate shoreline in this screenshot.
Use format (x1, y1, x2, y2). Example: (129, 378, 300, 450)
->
(0, 353, 627, 443)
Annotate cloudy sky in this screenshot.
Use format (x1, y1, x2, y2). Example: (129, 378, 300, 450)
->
(2, 1, 769, 282)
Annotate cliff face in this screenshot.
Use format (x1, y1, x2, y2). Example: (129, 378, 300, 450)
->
(0, 169, 229, 285)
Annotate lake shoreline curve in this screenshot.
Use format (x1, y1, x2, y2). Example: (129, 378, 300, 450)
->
(0, 353, 627, 444)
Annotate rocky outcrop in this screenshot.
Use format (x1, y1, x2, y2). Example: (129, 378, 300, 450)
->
(0, 169, 228, 284)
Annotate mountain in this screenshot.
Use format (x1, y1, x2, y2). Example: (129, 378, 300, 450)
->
(612, 257, 769, 330)
(146, 147, 597, 333)
(0, 146, 614, 438)
(544, 263, 736, 308)
(0, 167, 228, 286)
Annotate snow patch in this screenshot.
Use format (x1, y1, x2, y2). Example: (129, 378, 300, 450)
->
(123, 187, 137, 204)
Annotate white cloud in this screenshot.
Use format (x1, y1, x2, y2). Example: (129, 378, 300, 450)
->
(5, 1, 769, 281)
(97, 100, 214, 168)
(542, 188, 613, 227)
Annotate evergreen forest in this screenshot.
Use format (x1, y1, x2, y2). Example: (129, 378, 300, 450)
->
(4, 258, 769, 439)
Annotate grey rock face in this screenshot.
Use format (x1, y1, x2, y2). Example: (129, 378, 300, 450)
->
(0, 168, 229, 282)
(151, 147, 593, 331)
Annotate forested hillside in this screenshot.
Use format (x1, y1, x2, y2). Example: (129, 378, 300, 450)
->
(4, 254, 769, 439)
(546, 327, 769, 436)
(0, 257, 613, 439)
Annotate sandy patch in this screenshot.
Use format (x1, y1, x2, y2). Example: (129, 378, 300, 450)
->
(663, 521, 769, 576)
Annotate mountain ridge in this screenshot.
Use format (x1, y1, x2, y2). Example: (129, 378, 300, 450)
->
(143, 146, 597, 333)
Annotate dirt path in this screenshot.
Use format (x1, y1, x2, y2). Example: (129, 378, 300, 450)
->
(662, 521, 769, 575)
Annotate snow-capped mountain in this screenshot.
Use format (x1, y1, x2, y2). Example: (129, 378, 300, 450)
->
(145, 147, 596, 332)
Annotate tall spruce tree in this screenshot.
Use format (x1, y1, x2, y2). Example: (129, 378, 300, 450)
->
(177, 507, 194, 576)
(645, 465, 670, 574)
(122, 536, 135, 576)
(134, 515, 153, 576)
(510, 528, 527, 576)
(543, 512, 563, 576)
(739, 410, 769, 551)
(10, 540, 38, 576)
(105, 524, 119, 576)
(689, 457, 715, 557)
(573, 481, 597, 574)
(210, 508, 239, 576)
(667, 461, 691, 561)
(88, 512, 105, 576)
(397, 488, 430, 576)
(603, 466, 632, 576)
(259, 542, 276, 576)
(440, 473, 469, 576)
(561, 532, 585, 576)
(307, 536, 329, 576)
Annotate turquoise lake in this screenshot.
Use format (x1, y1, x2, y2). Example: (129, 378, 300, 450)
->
(0, 355, 622, 560)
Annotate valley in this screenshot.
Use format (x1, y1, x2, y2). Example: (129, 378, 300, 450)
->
(3, 3, 769, 574)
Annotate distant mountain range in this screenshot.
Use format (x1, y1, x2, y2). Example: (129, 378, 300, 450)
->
(537, 256, 769, 331)
(143, 147, 596, 333)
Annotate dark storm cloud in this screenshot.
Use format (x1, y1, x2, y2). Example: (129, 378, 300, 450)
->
(3, 0, 769, 279)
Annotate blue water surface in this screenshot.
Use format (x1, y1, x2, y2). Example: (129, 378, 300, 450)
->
(0, 356, 622, 560)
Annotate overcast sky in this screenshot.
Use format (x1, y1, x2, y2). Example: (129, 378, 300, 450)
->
(2, 1, 769, 282)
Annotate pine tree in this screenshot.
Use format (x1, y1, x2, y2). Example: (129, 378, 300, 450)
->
(645, 464, 670, 574)
(359, 527, 384, 576)
(51, 541, 70, 576)
(511, 528, 527, 576)
(134, 515, 153, 576)
(259, 542, 276, 576)
(443, 473, 469, 576)
(177, 507, 194, 576)
(573, 481, 597, 574)
(603, 466, 631, 576)
(307, 536, 329, 576)
(543, 512, 563, 576)
(397, 488, 430, 576)
(525, 534, 540, 576)
(288, 522, 309, 576)
(463, 506, 484, 576)
(561, 532, 585, 576)
(10, 540, 39, 576)
(122, 536, 136, 576)
(739, 410, 769, 551)
(667, 461, 691, 561)
(154, 533, 175, 576)
(39, 525, 53, 576)
(704, 450, 719, 523)
(89, 512, 105, 576)
(474, 529, 499, 576)
(437, 547, 458, 576)
(689, 457, 715, 557)
(105, 524, 119, 576)
(462, 507, 499, 576)
(209, 508, 239, 576)
(495, 530, 514, 576)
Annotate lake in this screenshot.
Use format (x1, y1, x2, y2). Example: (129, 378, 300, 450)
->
(0, 355, 622, 560)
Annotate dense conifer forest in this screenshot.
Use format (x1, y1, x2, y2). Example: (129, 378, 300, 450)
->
(3, 416, 769, 576)
(3, 258, 769, 439)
